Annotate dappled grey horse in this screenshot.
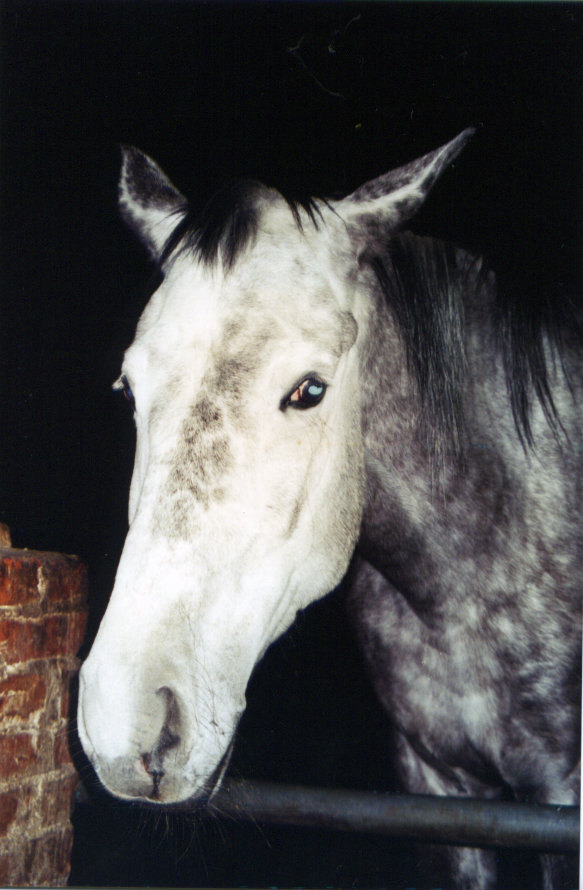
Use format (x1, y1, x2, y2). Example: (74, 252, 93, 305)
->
(78, 131, 581, 889)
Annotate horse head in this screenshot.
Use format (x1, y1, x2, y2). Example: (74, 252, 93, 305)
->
(77, 130, 473, 804)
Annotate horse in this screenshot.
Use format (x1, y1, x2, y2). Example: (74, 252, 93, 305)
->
(77, 130, 581, 889)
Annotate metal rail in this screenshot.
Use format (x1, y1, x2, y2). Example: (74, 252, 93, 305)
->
(212, 779, 579, 854)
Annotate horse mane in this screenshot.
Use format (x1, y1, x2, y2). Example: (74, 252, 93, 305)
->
(492, 265, 574, 449)
(160, 179, 322, 271)
(370, 235, 468, 464)
(371, 231, 575, 459)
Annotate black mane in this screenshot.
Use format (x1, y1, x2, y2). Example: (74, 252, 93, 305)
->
(372, 231, 576, 458)
(160, 179, 321, 271)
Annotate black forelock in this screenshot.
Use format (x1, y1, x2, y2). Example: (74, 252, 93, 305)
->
(160, 179, 322, 271)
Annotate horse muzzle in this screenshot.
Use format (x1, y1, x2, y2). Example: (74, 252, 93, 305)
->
(77, 659, 241, 805)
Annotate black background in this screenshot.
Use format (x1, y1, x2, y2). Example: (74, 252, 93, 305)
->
(1, 3, 581, 887)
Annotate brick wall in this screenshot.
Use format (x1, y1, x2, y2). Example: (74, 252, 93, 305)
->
(0, 526, 87, 886)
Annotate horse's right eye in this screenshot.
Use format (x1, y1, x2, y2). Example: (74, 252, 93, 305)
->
(115, 374, 135, 409)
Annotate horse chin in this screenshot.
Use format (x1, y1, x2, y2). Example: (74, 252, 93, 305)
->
(157, 739, 235, 812)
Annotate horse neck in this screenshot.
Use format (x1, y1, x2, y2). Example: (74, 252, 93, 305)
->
(354, 235, 580, 615)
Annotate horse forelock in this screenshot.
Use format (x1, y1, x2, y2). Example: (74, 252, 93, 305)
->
(159, 178, 323, 272)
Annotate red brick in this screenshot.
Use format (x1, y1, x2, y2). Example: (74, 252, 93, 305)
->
(0, 556, 40, 607)
(48, 824, 74, 883)
(0, 792, 18, 837)
(0, 613, 86, 664)
(66, 609, 87, 653)
(53, 731, 73, 769)
(39, 554, 88, 606)
(0, 616, 62, 663)
(40, 773, 78, 828)
(0, 672, 47, 721)
(0, 549, 87, 610)
(58, 663, 84, 720)
(0, 547, 82, 886)
(0, 830, 72, 886)
(0, 851, 12, 885)
(54, 823, 74, 879)
(59, 670, 74, 720)
(0, 733, 39, 778)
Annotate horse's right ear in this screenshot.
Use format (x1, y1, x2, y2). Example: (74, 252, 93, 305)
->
(118, 146, 188, 260)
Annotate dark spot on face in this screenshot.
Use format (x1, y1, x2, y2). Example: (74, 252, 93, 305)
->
(160, 391, 234, 536)
(154, 331, 270, 537)
(210, 439, 229, 466)
(159, 348, 258, 536)
(215, 358, 246, 397)
(193, 397, 223, 430)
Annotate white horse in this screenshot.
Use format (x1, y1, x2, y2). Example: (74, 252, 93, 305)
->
(78, 131, 581, 889)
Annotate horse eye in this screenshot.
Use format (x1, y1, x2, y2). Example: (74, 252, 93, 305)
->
(282, 376, 327, 411)
(115, 374, 135, 408)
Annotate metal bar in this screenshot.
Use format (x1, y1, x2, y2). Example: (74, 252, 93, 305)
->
(212, 779, 579, 854)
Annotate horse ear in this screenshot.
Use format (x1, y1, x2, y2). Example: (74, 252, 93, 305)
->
(338, 128, 474, 240)
(118, 146, 187, 260)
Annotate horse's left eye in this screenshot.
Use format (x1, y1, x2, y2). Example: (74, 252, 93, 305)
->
(281, 376, 327, 411)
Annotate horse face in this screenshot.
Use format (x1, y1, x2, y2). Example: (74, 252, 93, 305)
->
(78, 199, 365, 804)
(78, 133, 472, 804)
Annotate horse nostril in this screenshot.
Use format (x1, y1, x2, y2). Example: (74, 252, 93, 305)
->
(138, 687, 183, 798)
(156, 686, 181, 754)
(157, 723, 180, 754)
(140, 689, 182, 787)
(141, 751, 165, 798)
(141, 732, 180, 779)
(141, 751, 163, 777)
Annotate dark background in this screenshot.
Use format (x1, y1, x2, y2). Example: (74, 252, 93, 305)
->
(1, 3, 581, 887)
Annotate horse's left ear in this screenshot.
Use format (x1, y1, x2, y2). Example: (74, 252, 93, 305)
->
(337, 128, 474, 241)
(118, 146, 188, 260)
